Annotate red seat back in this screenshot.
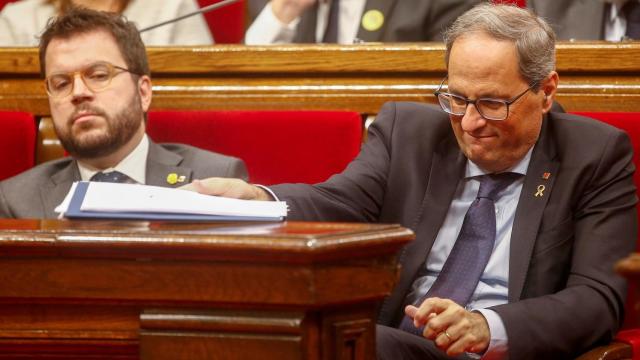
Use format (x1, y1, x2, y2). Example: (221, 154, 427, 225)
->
(197, 0, 245, 44)
(0, 111, 36, 181)
(146, 110, 362, 185)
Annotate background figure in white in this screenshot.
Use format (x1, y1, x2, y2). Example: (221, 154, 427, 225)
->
(0, 0, 214, 46)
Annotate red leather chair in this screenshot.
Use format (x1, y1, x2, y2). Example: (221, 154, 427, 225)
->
(0, 111, 36, 181)
(573, 112, 640, 360)
(146, 110, 363, 185)
(197, 0, 245, 44)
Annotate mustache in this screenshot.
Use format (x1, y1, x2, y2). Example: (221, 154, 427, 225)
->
(68, 104, 108, 125)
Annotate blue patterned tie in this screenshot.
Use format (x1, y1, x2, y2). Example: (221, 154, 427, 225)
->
(399, 173, 520, 335)
(90, 171, 136, 183)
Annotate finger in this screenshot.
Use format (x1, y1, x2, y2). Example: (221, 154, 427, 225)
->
(433, 329, 455, 351)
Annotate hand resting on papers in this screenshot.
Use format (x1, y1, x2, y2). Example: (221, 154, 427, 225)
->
(181, 178, 274, 201)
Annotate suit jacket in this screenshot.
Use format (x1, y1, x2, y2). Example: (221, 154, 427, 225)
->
(271, 102, 637, 359)
(249, 0, 481, 42)
(0, 141, 248, 219)
(527, 0, 607, 40)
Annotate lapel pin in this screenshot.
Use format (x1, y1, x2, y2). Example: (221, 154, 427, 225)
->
(535, 185, 545, 197)
(542, 172, 551, 180)
(166, 173, 186, 185)
(362, 9, 384, 32)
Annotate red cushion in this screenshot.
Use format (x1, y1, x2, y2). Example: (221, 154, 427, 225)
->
(615, 329, 640, 359)
(0, 111, 36, 181)
(197, 0, 245, 44)
(0, 0, 14, 11)
(147, 110, 362, 185)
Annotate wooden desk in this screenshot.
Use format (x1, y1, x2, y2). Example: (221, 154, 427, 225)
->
(0, 220, 413, 360)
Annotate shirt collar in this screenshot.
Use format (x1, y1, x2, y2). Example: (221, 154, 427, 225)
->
(77, 134, 149, 184)
(465, 145, 533, 179)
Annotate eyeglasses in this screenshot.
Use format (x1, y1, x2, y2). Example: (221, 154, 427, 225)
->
(434, 77, 537, 121)
(44, 61, 138, 98)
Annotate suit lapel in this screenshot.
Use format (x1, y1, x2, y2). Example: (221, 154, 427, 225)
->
(293, 2, 318, 43)
(508, 115, 559, 302)
(356, 0, 397, 42)
(41, 160, 80, 218)
(145, 141, 193, 188)
(381, 135, 465, 325)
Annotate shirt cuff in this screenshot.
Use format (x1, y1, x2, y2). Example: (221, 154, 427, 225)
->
(255, 184, 279, 201)
(474, 309, 509, 360)
(245, 2, 299, 44)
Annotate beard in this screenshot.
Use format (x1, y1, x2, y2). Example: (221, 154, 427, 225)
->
(55, 94, 143, 159)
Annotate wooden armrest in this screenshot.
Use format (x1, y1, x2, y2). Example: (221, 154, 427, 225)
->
(575, 341, 632, 360)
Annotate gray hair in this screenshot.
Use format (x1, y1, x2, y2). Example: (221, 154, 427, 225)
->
(443, 3, 555, 90)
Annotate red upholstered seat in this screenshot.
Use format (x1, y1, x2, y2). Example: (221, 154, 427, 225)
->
(572, 112, 640, 357)
(146, 110, 363, 185)
(0, 111, 36, 181)
(197, 0, 245, 44)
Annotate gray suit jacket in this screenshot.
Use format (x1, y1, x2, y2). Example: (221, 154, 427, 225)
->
(249, 0, 481, 42)
(528, 0, 607, 40)
(0, 141, 248, 219)
(272, 102, 637, 358)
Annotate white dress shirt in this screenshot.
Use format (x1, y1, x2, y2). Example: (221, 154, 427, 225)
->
(246, 0, 366, 44)
(407, 147, 533, 359)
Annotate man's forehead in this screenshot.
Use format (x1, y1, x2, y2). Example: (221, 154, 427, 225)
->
(45, 29, 124, 72)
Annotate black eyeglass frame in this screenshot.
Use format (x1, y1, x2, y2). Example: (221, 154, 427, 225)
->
(433, 77, 538, 121)
(44, 61, 140, 98)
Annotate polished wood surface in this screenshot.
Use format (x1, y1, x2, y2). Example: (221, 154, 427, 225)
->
(1, 41, 639, 163)
(0, 220, 413, 359)
(1, 41, 639, 115)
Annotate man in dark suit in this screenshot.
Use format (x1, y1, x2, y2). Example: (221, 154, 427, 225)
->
(246, 0, 482, 44)
(528, 0, 640, 41)
(186, 3, 637, 358)
(0, 8, 247, 219)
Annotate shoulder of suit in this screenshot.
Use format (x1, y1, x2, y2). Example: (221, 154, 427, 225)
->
(158, 142, 243, 163)
(0, 157, 73, 188)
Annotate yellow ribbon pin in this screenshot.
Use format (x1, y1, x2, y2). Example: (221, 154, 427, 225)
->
(535, 185, 545, 197)
(362, 9, 384, 32)
(167, 173, 186, 185)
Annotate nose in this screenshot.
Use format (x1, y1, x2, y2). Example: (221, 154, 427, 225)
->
(460, 103, 487, 132)
(70, 73, 93, 103)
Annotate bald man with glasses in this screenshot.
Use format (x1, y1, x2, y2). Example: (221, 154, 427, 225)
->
(0, 8, 247, 219)
(186, 3, 637, 359)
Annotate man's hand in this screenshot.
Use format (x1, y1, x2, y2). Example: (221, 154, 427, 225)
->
(405, 297, 491, 356)
(180, 178, 273, 201)
(271, 0, 317, 24)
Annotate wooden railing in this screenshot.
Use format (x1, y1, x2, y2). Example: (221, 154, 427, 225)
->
(0, 41, 639, 162)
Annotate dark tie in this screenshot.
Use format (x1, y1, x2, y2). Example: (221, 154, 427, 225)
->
(322, 0, 340, 43)
(398, 173, 520, 335)
(90, 171, 136, 183)
(624, 1, 640, 39)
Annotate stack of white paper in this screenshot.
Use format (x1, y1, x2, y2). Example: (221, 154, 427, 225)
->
(56, 182, 287, 221)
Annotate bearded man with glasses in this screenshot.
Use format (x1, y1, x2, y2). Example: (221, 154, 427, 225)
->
(0, 7, 247, 219)
(185, 3, 636, 359)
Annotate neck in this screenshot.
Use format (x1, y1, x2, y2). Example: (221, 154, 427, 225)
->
(77, 126, 145, 171)
(70, 0, 123, 12)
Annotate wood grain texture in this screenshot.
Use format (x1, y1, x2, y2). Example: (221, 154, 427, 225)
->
(0, 220, 411, 359)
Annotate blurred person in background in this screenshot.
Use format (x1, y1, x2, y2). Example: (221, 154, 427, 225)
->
(0, 0, 214, 46)
(245, 0, 482, 44)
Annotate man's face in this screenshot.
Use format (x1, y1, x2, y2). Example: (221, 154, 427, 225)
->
(44, 29, 151, 159)
(447, 32, 554, 173)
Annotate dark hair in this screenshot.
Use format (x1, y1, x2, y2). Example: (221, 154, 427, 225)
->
(39, 6, 149, 77)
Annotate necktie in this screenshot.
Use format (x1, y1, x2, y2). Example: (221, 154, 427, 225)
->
(399, 173, 519, 335)
(322, 0, 340, 43)
(90, 171, 136, 183)
(624, 1, 640, 39)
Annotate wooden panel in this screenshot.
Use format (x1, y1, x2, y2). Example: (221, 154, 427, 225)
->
(0, 220, 412, 359)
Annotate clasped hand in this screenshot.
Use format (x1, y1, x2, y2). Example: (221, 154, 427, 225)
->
(405, 297, 491, 356)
